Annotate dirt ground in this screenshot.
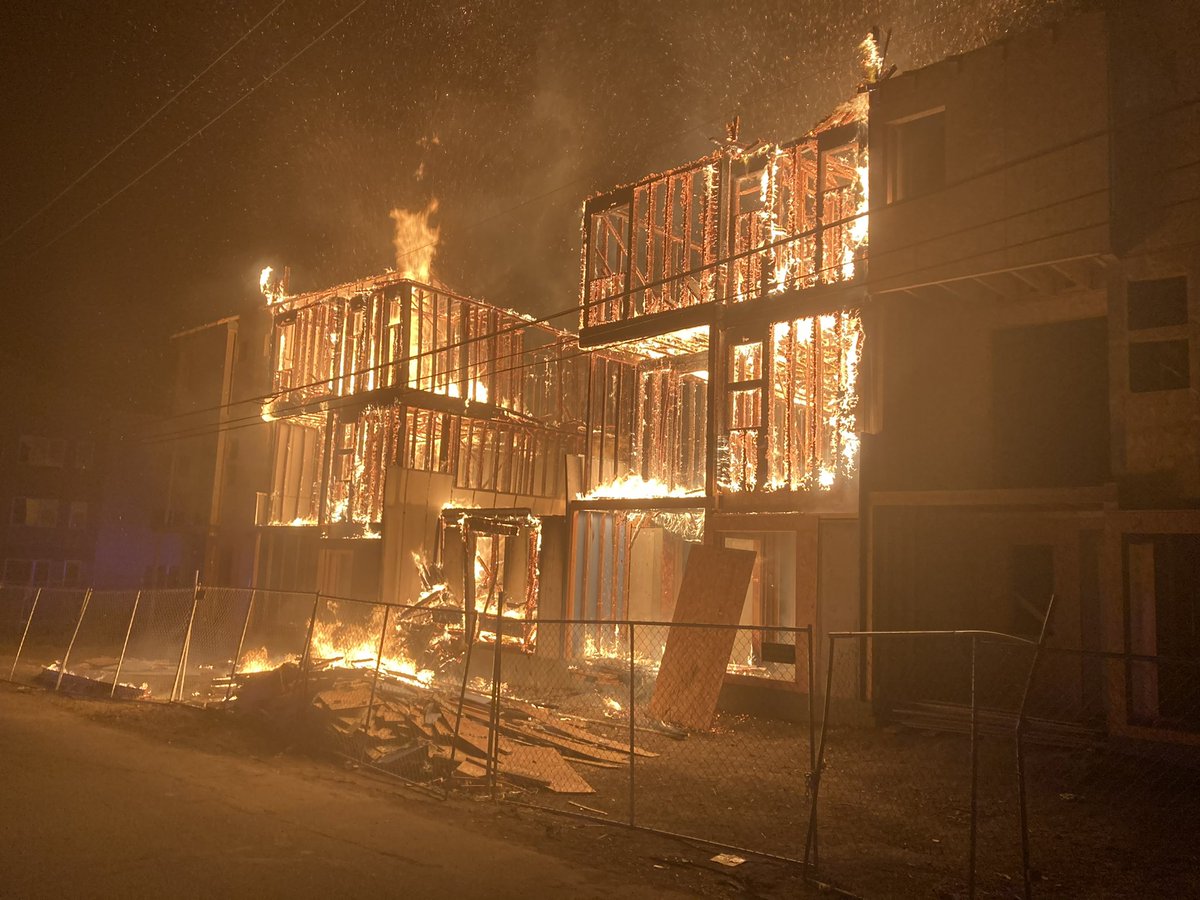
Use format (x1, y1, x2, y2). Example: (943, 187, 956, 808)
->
(0, 683, 811, 899)
(509, 707, 1200, 899)
(808, 723, 1200, 899)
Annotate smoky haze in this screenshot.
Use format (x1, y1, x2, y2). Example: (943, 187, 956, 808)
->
(0, 0, 1085, 406)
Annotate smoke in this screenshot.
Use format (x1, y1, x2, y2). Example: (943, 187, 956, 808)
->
(389, 199, 440, 282)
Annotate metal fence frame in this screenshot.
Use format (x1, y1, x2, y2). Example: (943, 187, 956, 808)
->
(4, 581, 1200, 897)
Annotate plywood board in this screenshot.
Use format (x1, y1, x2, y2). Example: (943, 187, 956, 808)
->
(500, 746, 595, 794)
(648, 545, 756, 731)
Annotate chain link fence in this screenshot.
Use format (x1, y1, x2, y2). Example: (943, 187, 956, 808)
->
(4, 582, 1199, 896)
(807, 629, 1200, 899)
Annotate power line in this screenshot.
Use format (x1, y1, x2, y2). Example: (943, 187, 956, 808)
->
(139, 341, 597, 447)
(136, 192, 1200, 450)
(139, 295, 584, 436)
(2, 1, 287, 247)
(129, 68, 1200, 438)
(37, 0, 368, 252)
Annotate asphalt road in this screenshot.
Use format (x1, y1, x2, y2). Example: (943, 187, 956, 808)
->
(0, 687, 694, 899)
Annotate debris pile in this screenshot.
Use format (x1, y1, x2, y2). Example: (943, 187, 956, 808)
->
(295, 665, 658, 795)
(34, 663, 147, 700)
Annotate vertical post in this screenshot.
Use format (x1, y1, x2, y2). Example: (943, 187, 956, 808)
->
(364, 605, 392, 744)
(488, 602, 504, 799)
(299, 591, 322, 709)
(9, 587, 42, 681)
(223, 589, 256, 705)
(805, 625, 817, 863)
(1017, 595, 1056, 900)
(969, 634, 979, 900)
(806, 625, 817, 776)
(56, 588, 93, 691)
(111, 590, 142, 699)
(805, 633, 839, 871)
(447, 605, 478, 799)
(628, 621, 636, 827)
(172, 579, 202, 703)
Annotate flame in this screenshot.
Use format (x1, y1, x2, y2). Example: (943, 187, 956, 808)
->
(580, 474, 701, 501)
(841, 156, 870, 280)
(260, 266, 284, 303)
(604, 697, 623, 714)
(859, 32, 884, 83)
(309, 614, 435, 686)
(237, 646, 293, 674)
(441, 379, 489, 403)
(389, 199, 439, 281)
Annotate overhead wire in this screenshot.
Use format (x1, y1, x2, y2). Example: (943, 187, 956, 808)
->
(145, 91, 1200, 433)
(37, 0, 369, 252)
(1, 0, 288, 246)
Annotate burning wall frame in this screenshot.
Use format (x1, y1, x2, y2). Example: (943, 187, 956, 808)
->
(581, 106, 868, 334)
(260, 275, 586, 534)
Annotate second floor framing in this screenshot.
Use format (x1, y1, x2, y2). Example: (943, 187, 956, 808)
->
(264, 274, 586, 431)
(581, 100, 869, 341)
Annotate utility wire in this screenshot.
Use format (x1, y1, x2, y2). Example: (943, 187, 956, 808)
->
(139, 342, 598, 446)
(38, 0, 368, 252)
(139, 144, 1200, 442)
(125, 65, 1200, 433)
(137, 297, 584, 437)
(135, 193, 1200, 449)
(2, 1, 287, 247)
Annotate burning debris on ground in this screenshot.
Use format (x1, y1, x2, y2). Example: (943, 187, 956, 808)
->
(212, 618, 668, 800)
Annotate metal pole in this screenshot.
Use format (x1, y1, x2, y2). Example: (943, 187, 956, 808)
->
(488, 600, 504, 799)
(805, 633, 839, 871)
(969, 634, 979, 900)
(628, 620, 636, 827)
(805, 625, 817, 862)
(111, 590, 141, 699)
(364, 605, 392, 743)
(56, 588, 92, 691)
(299, 591, 322, 707)
(223, 589, 256, 705)
(806, 625, 817, 778)
(172, 581, 202, 703)
(9, 587, 42, 681)
(1017, 594, 1056, 900)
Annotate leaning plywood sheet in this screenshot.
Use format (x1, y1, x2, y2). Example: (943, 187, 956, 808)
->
(648, 545, 756, 731)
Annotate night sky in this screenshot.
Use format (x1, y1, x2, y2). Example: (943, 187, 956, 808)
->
(0, 0, 1084, 409)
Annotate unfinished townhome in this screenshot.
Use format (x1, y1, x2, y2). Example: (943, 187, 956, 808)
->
(863, 4, 1200, 742)
(254, 270, 586, 623)
(570, 98, 870, 711)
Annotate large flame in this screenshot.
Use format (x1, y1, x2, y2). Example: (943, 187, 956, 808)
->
(309, 613, 435, 686)
(580, 474, 701, 501)
(389, 199, 440, 281)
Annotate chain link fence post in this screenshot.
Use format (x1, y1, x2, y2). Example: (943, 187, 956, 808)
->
(628, 619, 636, 827)
(171, 580, 202, 702)
(223, 589, 256, 706)
(805, 625, 816, 862)
(9, 587, 42, 681)
(364, 604, 392, 762)
(55, 587, 92, 691)
(969, 634, 979, 899)
(805, 632, 838, 871)
(110, 589, 141, 699)
(1016, 595, 1055, 900)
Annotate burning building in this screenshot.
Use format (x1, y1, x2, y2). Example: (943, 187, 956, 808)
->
(144, 3, 1198, 743)
(253, 270, 586, 621)
(571, 93, 870, 703)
